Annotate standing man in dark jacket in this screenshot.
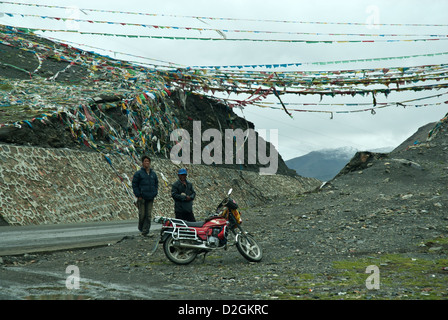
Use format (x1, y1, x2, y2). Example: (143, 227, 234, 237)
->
(132, 155, 158, 236)
(171, 168, 196, 222)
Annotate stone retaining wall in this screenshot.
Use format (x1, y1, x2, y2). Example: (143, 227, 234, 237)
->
(0, 143, 321, 226)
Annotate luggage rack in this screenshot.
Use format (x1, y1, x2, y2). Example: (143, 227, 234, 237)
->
(167, 218, 199, 241)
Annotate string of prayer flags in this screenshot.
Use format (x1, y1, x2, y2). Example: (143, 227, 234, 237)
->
(2, 1, 448, 27)
(3, 11, 448, 40)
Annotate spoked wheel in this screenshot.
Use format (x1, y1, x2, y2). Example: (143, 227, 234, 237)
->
(163, 235, 198, 265)
(235, 232, 263, 262)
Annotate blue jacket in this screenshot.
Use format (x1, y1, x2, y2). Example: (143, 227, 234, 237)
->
(132, 168, 159, 201)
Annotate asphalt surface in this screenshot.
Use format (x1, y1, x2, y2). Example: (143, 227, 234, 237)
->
(0, 219, 160, 256)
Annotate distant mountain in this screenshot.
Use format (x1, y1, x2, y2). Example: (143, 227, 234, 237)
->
(286, 146, 393, 182)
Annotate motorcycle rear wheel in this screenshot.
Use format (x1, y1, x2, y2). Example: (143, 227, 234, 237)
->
(163, 235, 198, 265)
(236, 233, 262, 262)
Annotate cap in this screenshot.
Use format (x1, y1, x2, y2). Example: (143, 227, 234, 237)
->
(178, 168, 187, 175)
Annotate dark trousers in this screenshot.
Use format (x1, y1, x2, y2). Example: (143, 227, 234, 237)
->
(138, 199, 153, 235)
(175, 211, 196, 222)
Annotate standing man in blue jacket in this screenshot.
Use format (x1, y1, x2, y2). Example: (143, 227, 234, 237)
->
(132, 155, 158, 236)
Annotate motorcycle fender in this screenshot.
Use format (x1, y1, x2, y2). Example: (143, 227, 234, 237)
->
(160, 232, 171, 243)
(235, 233, 241, 243)
(235, 232, 250, 243)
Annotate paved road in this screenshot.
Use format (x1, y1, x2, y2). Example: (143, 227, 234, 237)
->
(0, 220, 164, 300)
(0, 220, 160, 256)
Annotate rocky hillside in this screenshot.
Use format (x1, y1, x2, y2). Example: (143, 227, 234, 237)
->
(0, 24, 295, 176)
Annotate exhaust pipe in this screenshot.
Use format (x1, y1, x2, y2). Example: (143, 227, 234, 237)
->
(174, 241, 209, 250)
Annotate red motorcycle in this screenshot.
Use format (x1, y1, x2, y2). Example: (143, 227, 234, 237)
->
(153, 189, 262, 265)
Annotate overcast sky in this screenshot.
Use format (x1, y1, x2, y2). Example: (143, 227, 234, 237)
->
(1, 0, 448, 160)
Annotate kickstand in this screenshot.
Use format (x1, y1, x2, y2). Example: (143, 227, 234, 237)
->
(148, 239, 159, 256)
(202, 252, 208, 263)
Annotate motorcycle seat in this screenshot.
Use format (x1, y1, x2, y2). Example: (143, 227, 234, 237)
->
(184, 221, 205, 227)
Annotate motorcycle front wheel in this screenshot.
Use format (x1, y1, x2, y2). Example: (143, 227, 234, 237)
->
(235, 233, 263, 262)
(163, 235, 198, 265)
